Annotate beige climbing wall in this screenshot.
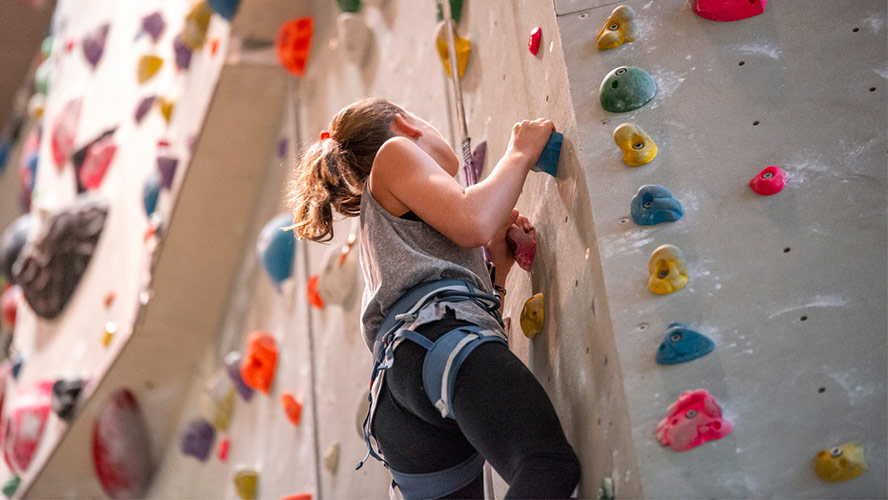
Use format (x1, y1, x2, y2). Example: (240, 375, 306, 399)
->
(144, 0, 640, 499)
(556, 0, 887, 498)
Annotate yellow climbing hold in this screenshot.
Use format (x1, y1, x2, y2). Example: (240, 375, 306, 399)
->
(520, 293, 544, 339)
(435, 21, 470, 79)
(157, 97, 175, 123)
(183, 0, 212, 50)
(233, 468, 258, 500)
(648, 245, 688, 295)
(200, 371, 236, 431)
(814, 443, 867, 483)
(102, 321, 117, 347)
(323, 442, 341, 474)
(597, 5, 638, 50)
(613, 123, 657, 166)
(137, 55, 163, 83)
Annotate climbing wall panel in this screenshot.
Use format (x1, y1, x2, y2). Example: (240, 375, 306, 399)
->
(558, 0, 886, 497)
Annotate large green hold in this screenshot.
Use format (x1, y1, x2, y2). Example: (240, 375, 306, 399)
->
(3, 477, 20, 498)
(336, 0, 361, 13)
(436, 0, 464, 23)
(599, 66, 657, 113)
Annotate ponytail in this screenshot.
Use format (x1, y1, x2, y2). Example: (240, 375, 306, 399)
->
(287, 98, 404, 242)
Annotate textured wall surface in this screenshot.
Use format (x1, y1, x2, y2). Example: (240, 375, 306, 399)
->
(558, 0, 887, 497)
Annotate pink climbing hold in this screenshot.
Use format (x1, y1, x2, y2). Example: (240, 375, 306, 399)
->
(691, 0, 767, 22)
(656, 389, 733, 452)
(218, 437, 230, 461)
(749, 165, 787, 195)
(79, 136, 118, 190)
(528, 26, 542, 55)
(0, 381, 53, 475)
(51, 98, 82, 168)
(506, 225, 536, 272)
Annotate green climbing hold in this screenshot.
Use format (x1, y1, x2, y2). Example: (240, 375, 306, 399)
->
(436, 0, 463, 23)
(599, 66, 657, 113)
(3, 476, 20, 498)
(41, 36, 53, 58)
(336, 0, 361, 13)
(598, 477, 615, 500)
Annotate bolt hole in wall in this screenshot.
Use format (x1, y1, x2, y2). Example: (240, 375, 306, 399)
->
(869, 87, 877, 92)
(784, 247, 791, 253)
(738, 60, 745, 66)
(800, 315, 808, 322)
(852, 27, 860, 32)
(753, 120, 760, 126)
(818, 387, 826, 394)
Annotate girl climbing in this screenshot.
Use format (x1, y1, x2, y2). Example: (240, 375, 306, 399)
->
(288, 97, 579, 499)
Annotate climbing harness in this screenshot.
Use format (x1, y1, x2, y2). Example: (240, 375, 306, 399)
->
(356, 278, 506, 499)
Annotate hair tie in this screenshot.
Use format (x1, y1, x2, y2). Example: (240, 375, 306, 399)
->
(320, 130, 331, 141)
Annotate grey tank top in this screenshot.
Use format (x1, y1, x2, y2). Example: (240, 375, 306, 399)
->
(359, 183, 501, 351)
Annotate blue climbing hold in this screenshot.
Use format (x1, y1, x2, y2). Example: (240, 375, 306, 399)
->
(11, 353, 24, 379)
(0, 138, 11, 174)
(143, 170, 161, 217)
(532, 131, 562, 177)
(630, 185, 683, 226)
(257, 214, 296, 289)
(656, 323, 714, 365)
(208, 0, 241, 21)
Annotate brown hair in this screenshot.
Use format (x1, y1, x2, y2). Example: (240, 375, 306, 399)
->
(287, 97, 404, 242)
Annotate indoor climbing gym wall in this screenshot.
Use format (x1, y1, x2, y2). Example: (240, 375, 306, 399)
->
(0, 0, 885, 499)
(555, 0, 887, 498)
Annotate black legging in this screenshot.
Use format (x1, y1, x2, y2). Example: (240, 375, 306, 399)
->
(372, 314, 580, 499)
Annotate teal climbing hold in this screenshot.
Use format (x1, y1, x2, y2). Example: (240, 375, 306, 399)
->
(257, 214, 296, 289)
(599, 66, 657, 113)
(336, 0, 361, 13)
(631, 185, 683, 226)
(208, 0, 241, 21)
(531, 131, 562, 177)
(656, 323, 715, 365)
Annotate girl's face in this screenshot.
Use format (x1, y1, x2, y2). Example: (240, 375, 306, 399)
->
(402, 112, 460, 177)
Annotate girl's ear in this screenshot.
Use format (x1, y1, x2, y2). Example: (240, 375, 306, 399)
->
(393, 113, 423, 139)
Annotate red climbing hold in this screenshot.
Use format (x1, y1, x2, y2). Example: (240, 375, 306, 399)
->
(506, 225, 536, 271)
(1, 381, 53, 475)
(692, 0, 767, 22)
(749, 165, 787, 195)
(281, 392, 303, 426)
(1, 286, 22, 330)
(306, 274, 324, 309)
(218, 437, 230, 461)
(276, 18, 313, 77)
(240, 332, 278, 394)
(92, 389, 152, 499)
(51, 99, 82, 168)
(528, 26, 542, 55)
(79, 136, 118, 190)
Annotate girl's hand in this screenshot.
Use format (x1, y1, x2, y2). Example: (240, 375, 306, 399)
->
(506, 118, 556, 167)
(486, 210, 533, 283)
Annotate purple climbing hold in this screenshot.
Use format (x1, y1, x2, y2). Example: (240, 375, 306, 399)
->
(82, 24, 110, 68)
(277, 138, 288, 159)
(134, 95, 156, 124)
(470, 141, 486, 183)
(225, 351, 255, 401)
(173, 35, 192, 71)
(180, 419, 215, 461)
(141, 12, 165, 42)
(156, 156, 178, 189)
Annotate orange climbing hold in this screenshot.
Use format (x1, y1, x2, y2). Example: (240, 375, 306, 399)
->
(240, 332, 278, 394)
(137, 55, 163, 83)
(306, 274, 324, 309)
(276, 18, 313, 77)
(277, 494, 312, 500)
(281, 392, 303, 426)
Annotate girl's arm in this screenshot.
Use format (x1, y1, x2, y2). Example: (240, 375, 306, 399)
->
(371, 119, 554, 248)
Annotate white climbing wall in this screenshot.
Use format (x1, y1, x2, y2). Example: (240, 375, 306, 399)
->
(556, 0, 887, 497)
